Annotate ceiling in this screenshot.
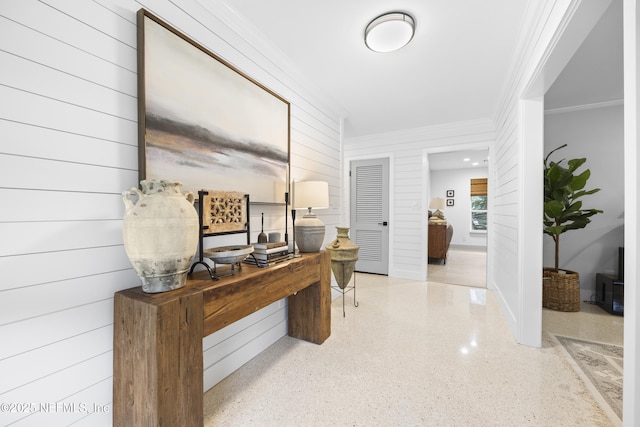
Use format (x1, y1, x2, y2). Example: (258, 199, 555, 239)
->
(429, 149, 489, 171)
(545, 0, 623, 110)
(221, 0, 622, 169)
(225, 0, 529, 139)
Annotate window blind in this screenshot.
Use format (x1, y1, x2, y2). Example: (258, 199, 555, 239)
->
(470, 178, 487, 196)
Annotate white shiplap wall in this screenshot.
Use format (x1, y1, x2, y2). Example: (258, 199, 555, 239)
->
(0, 1, 341, 425)
(489, 0, 606, 345)
(343, 120, 495, 281)
(488, 0, 559, 342)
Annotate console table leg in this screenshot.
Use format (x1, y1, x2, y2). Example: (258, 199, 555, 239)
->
(113, 290, 204, 426)
(288, 251, 331, 344)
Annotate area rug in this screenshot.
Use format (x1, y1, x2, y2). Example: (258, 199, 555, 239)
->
(551, 334, 623, 425)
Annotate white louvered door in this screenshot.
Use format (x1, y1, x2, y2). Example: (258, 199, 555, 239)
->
(350, 158, 389, 274)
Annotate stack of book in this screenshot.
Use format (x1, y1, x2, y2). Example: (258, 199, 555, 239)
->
(245, 241, 291, 266)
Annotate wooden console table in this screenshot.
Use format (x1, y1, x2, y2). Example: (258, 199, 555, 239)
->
(113, 251, 330, 426)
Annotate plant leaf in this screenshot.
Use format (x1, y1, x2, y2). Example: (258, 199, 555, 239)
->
(573, 188, 601, 199)
(565, 201, 583, 213)
(567, 158, 586, 173)
(570, 169, 590, 191)
(545, 225, 565, 235)
(544, 200, 564, 218)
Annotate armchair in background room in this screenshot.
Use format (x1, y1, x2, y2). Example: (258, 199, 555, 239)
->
(428, 222, 453, 264)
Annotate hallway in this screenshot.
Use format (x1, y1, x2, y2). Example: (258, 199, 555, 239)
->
(204, 269, 622, 426)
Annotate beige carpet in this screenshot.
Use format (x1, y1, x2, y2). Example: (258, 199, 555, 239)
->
(552, 334, 623, 426)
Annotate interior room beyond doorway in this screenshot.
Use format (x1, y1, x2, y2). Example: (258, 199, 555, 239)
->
(428, 247, 486, 288)
(428, 149, 488, 288)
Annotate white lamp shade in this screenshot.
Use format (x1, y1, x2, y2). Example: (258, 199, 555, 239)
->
(429, 197, 446, 210)
(293, 181, 329, 210)
(365, 12, 415, 53)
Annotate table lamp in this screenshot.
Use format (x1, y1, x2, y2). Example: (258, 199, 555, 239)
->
(293, 181, 329, 252)
(429, 197, 446, 221)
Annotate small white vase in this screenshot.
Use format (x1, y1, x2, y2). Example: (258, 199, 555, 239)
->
(122, 179, 199, 293)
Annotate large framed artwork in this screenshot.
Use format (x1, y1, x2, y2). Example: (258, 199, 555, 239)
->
(137, 9, 290, 203)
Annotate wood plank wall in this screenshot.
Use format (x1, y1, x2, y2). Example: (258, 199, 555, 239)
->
(489, 0, 569, 337)
(0, 1, 341, 425)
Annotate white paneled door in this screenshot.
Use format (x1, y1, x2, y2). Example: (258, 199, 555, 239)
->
(350, 158, 389, 275)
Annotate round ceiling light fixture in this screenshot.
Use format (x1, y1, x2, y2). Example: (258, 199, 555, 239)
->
(365, 12, 415, 53)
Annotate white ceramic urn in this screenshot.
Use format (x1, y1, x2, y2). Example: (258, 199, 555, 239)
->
(122, 179, 199, 293)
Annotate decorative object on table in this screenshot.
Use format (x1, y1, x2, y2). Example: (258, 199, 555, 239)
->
(190, 190, 251, 280)
(203, 244, 254, 275)
(446, 198, 454, 207)
(446, 190, 454, 197)
(137, 9, 289, 204)
(268, 232, 281, 243)
(429, 197, 446, 221)
(258, 213, 268, 243)
(543, 144, 603, 311)
(326, 227, 360, 316)
(245, 241, 290, 267)
(290, 207, 299, 256)
(122, 179, 199, 293)
(284, 163, 290, 247)
(293, 181, 329, 252)
(252, 241, 288, 250)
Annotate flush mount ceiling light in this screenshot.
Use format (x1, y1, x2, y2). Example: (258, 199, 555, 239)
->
(365, 12, 415, 53)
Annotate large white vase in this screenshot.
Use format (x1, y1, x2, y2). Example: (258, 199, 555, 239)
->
(122, 179, 199, 293)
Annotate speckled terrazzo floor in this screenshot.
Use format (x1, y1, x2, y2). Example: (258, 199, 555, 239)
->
(203, 250, 622, 426)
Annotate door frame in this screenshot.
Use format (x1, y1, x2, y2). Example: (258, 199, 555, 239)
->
(423, 142, 491, 286)
(343, 153, 394, 276)
(622, 1, 638, 423)
(518, 0, 613, 348)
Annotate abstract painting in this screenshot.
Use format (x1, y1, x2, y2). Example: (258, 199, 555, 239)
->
(137, 10, 290, 203)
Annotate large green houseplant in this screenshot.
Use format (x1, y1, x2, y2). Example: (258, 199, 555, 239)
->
(543, 144, 602, 311)
(544, 144, 603, 270)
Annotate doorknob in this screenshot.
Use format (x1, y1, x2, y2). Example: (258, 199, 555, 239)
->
(378, 221, 388, 226)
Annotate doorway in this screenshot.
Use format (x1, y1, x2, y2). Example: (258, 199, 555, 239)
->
(427, 149, 488, 288)
(517, 0, 619, 347)
(350, 157, 389, 275)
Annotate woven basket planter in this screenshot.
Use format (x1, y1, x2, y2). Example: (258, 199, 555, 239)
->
(543, 268, 580, 312)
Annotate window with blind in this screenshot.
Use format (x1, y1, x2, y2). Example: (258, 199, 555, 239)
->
(470, 178, 487, 231)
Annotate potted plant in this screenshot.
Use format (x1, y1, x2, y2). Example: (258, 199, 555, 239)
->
(543, 144, 602, 311)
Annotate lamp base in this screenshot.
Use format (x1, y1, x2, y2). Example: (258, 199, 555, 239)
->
(294, 214, 325, 252)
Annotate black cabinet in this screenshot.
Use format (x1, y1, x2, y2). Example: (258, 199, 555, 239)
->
(595, 273, 624, 316)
